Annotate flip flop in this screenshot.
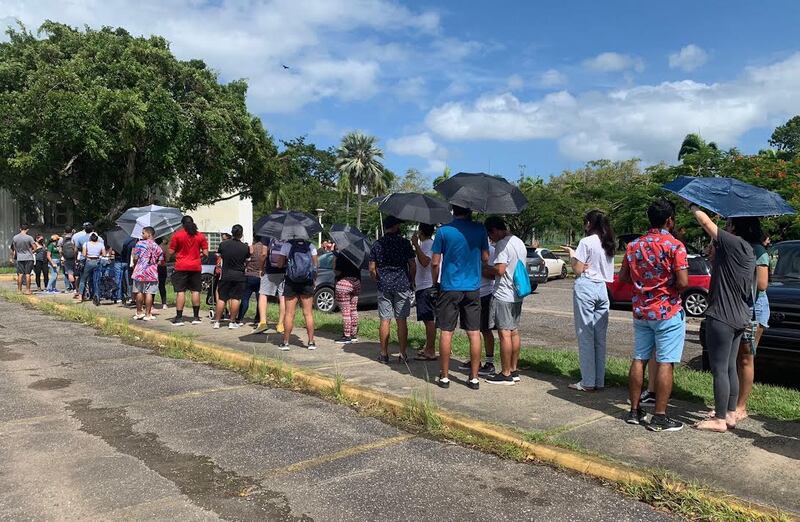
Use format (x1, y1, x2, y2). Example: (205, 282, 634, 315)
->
(414, 353, 438, 361)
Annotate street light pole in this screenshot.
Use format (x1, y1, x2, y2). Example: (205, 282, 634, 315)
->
(315, 208, 325, 247)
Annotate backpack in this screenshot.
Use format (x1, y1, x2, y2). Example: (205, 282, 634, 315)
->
(265, 238, 286, 274)
(286, 240, 315, 283)
(62, 239, 76, 260)
(513, 259, 532, 298)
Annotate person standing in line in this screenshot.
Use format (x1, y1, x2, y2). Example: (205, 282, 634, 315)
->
(72, 223, 102, 299)
(333, 247, 362, 345)
(369, 216, 416, 363)
(276, 237, 319, 349)
(431, 205, 490, 390)
(621, 200, 689, 432)
(131, 227, 164, 321)
(60, 228, 77, 292)
(483, 217, 529, 385)
(213, 225, 250, 330)
(154, 237, 169, 310)
(166, 216, 209, 326)
(80, 232, 106, 306)
(412, 223, 437, 361)
(238, 236, 267, 326)
(46, 235, 61, 293)
(458, 241, 497, 375)
(115, 236, 138, 305)
(688, 205, 758, 433)
(10, 224, 37, 295)
(733, 232, 770, 421)
(254, 237, 287, 334)
(32, 234, 48, 291)
(565, 210, 616, 392)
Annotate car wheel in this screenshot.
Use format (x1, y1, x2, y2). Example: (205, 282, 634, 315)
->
(560, 264, 568, 279)
(314, 287, 336, 313)
(544, 267, 550, 280)
(531, 282, 538, 293)
(683, 290, 708, 317)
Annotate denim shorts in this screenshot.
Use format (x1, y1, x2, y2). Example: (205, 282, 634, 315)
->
(633, 310, 686, 363)
(752, 293, 770, 328)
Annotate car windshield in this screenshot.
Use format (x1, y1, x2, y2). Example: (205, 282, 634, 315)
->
(771, 243, 800, 280)
(318, 252, 333, 269)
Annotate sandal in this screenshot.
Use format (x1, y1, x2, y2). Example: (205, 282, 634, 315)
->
(414, 352, 437, 361)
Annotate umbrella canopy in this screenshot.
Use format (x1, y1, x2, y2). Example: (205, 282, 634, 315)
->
(255, 210, 322, 240)
(435, 172, 528, 214)
(105, 226, 133, 254)
(329, 224, 371, 269)
(378, 192, 453, 225)
(663, 176, 795, 218)
(116, 205, 183, 239)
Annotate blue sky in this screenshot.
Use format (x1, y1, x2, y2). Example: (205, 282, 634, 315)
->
(3, 1, 800, 184)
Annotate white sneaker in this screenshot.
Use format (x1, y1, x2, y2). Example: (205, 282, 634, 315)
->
(279, 341, 290, 351)
(142, 315, 156, 321)
(212, 322, 220, 329)
(228, 323, 241, 330)
(133, 313, 145, 320)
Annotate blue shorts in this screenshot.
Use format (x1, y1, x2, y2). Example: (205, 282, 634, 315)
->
(752, 293, 770, 328)
(633, 310, 686, 363)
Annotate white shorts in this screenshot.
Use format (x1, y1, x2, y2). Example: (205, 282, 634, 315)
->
(260, 273, 285, 297)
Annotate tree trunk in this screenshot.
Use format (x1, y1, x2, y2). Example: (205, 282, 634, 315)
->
(345, 191, 350, 226)
(356, 185, 362, 229)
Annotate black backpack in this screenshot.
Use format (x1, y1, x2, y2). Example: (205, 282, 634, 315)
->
(62, 239, 76, 260)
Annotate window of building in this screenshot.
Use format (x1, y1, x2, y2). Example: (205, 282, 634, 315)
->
(205, 232, 222, 252)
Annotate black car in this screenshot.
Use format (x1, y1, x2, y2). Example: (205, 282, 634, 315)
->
(701, 240, 800, 373)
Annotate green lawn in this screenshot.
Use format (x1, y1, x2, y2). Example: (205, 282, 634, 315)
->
(0, 266, 15, 274)
(158, 289, 799, 422)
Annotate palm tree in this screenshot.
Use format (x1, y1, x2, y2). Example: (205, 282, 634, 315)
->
(336, 131, 384, 229)
(432, 165, 451, 188)
(678, 133, 718, 161)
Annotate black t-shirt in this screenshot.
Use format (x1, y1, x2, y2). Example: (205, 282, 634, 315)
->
(706, 229, 755, 329)
(335, 253, 361, 281)
(217, 239, 250, 282)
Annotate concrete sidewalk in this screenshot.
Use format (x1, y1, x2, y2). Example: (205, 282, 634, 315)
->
(15, 290, 800, 515)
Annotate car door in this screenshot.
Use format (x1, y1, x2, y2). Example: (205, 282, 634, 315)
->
(539, 249, 558, 277)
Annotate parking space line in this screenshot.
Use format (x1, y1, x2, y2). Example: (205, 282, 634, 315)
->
(258, 434, 415, 478)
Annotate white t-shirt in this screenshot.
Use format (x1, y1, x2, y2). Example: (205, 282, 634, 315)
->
(575, 234, 614, 283)
(479, 244, 496, 297)
(492, 235, 527, 303)
(415, 238, 434, 290)
(279, 241, 318, 257)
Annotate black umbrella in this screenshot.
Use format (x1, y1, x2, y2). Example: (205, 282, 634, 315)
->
(329, 224, 371, 269)
(378, 192, 453, 225)
(105, 226, 133, 254)
(435, 172, 528, 214)
(255, 210, 322, 240)
(663, 176, 795, 218)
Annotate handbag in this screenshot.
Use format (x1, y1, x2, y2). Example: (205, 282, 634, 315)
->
(513, 259, 532, 298)
(742, 275, 760, 355)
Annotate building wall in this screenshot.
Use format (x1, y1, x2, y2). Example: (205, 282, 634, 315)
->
(0, 190, 21, 264)
(190, 195, 253, 248)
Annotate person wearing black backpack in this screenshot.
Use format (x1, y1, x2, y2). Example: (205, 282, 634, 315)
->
(275, 238, 318, 350)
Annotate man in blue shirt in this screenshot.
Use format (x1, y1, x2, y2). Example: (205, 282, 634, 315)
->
(431, 205, 490, 389)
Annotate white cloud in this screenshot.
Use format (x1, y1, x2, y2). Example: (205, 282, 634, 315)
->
(507, 74, 524, 90)
(387, 132, 448, 173)
(425, 53, 800, 163)
(669, 44, 709, 72)
(583, 52, 645, 73)
(538, 69, 567, 88)
(395, 76, 427, 104)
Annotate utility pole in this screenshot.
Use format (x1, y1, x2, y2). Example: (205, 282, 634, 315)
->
(518, 164, 527, 184)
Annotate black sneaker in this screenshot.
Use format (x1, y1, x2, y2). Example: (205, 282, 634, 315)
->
(647, 414, 684, 432)
(457, 360, 472, 371)
(511, 370, 520, 382)
(436, 376, 450, 389)
(478, 362, 496, 376)
(640, 390, 657, 405)
(349, 337, 358, 343)
(307, 342, 316, 350)
(376, 354, 390, 364)
(334, 337, 352, 344)
(171, 316, 185, 326)
(485, 373, 515, 386)
(626, 409, 647, 425)
(466, 378, 480, 390)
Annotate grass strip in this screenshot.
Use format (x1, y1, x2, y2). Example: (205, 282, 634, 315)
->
(3, 290, 792, 522)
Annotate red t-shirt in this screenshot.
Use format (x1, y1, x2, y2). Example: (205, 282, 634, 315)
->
(623, 228, 689, 321)
(169, 229, 208, 272)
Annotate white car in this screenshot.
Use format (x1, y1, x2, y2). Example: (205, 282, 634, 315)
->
(535, 248, 568, 280)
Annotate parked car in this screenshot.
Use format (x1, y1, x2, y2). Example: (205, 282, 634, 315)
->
(314, 252, 378, 313)
(701, 240, 800, 372)
(606, 254, 711, 317)
(526, 248, 548, 292)
(534, 248, 568, 279)
(166, 252, 217, 292)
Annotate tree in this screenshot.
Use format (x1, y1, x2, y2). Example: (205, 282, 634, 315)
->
(769, 116, 800, 158)
(395, 168, 429, 192)
(335, 131, 384, 229)
(432, 165, 451, 188)
(0, 22, 278, 225)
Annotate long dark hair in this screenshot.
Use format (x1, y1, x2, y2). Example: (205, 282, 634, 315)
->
(181, 215, 198, 236)
(730, 217, 762, 243)
(585, 210, 616, 258)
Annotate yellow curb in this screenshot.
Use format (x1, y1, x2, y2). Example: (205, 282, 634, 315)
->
(10, 293, 795, 521)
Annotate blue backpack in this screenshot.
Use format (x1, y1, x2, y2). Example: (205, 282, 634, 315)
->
(513, 259, 532, 298)
(286, 240, 315, 283)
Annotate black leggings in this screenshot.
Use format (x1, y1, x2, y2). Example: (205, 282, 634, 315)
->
(157, 265, 168, 305)
(705, 317, 745, 419)
(34, 260, 48, 288)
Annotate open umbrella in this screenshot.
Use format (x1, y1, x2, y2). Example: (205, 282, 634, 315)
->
(378, 192, 453, 225)
(255, 210, 322, 240)
(117, 205, 183, 239)
(329, 224, 371, 268)
(435, 172, 528, 214)
(105, 226, 133, 254)
(663, 176, 795, 218)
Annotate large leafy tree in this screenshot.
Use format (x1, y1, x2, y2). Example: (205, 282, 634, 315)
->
(769, 115, 800, 159)
(335, 131, 384, 228)
(0, 22, 278, 225)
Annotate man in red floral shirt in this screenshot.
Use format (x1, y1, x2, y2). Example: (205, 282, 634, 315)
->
(619, 199, 689, 432)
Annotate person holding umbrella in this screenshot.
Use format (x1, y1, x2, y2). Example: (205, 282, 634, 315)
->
(329, 224, 371, 345)
(165, 216, 209, 326)
(412, 223, 438, 361)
